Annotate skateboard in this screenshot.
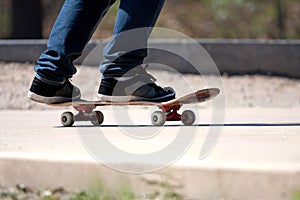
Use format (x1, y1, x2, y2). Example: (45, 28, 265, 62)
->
(50, 88, 220, 127)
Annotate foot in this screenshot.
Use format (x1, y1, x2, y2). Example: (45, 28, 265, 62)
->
(28, 77, 81, 104)
(98, 67, 176, 102)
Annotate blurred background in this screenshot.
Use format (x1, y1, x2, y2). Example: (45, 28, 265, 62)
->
(0, 0, 300, 110)
(0, 0, 299, 39)
(0, 1, 300, 199)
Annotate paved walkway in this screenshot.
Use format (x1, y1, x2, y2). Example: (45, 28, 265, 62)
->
(0, 108, 300, 199)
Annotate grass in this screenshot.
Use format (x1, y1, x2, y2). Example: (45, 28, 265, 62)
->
(41, 190, 135, 200)
(0, 175, 184, 200)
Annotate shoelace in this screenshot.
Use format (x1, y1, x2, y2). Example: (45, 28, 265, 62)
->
(141, 64, 157, 82)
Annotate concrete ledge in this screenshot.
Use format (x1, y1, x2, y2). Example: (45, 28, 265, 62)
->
(1, 154, 300, 200)
(0, 39, 299, 78)
(200, 39, 300, 78)
(0, 39, 47, 64)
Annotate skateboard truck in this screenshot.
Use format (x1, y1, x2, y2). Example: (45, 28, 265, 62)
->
(60, 103, 195, 127)
(61, 105, 104, 127)
(162, 104, 182, 121)
(151, 104, 196, 126)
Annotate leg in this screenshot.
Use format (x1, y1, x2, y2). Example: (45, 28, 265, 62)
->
(29, 0, 116, 104)
(100, 0, 165, 76)
(97, 0, 175, 102)
(36, 0, 116, 84)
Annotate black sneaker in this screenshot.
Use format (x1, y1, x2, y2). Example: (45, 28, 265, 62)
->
(98, 67, 176, 102)
(28, 77, 81, 104)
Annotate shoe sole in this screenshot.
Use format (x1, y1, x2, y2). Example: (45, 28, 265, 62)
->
(97, 92, 175, 103)
(97, 94, 141, 102)
(28, 91, 81, 104)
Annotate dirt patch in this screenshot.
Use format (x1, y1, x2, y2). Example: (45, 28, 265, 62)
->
(0, 62, 299, 110)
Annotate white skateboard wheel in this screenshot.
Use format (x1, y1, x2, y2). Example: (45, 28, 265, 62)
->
(181, 110, 196, 126)
(151, 111, 166, 126)
(91, 111, 104, 126)
(61, 111, 74, 127)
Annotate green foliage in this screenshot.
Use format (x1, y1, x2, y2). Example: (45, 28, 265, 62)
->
(67, 190, 135, 200)
(0, 0, 11, 38)
(68, 191, 98, 200)
(0, 192, 18, 200)
(157, 0, 300, 39)
(0, 0, 299, 39)
(293, 190, 300, 200)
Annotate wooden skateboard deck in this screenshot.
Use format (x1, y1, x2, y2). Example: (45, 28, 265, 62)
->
(51, 88, 219, 127)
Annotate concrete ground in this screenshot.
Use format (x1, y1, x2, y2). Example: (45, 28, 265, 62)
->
(0, 62, 300, 199)
(0, 108, 300, 199)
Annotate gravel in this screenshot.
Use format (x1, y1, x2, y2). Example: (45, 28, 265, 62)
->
(0, 184, 180, 200)
(0, 62, 300, 110)
(0, 185, 69, 200)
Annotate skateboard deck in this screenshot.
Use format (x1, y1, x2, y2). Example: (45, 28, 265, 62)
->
(51, 88, 219, 127)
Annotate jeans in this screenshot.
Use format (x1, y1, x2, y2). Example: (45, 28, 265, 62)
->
(35, 0, 165, 85)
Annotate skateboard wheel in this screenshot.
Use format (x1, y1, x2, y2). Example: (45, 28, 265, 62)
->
(91, 111, 104, 126)
(61, 111, 74, 127)
(181, 110, 196, 126)
(151, 111, 166, 126)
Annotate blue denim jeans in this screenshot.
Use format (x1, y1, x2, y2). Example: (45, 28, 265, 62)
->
(35, 0, 165, 85)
